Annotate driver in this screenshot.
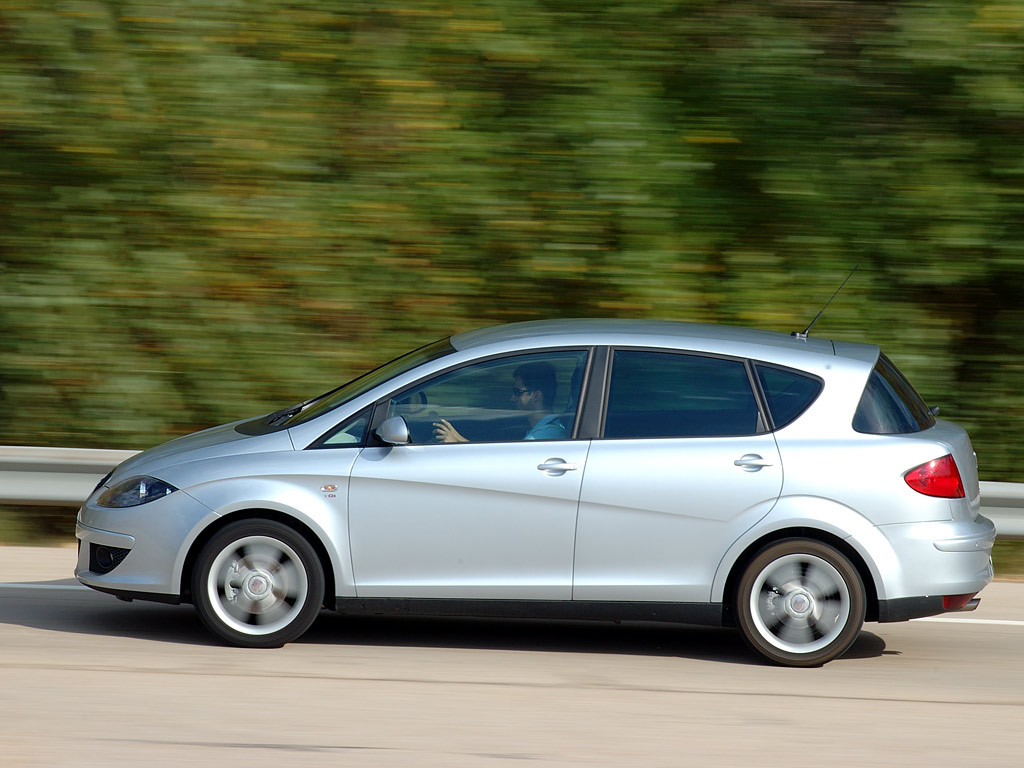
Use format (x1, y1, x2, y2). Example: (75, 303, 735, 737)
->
(433, 361, 566, 443)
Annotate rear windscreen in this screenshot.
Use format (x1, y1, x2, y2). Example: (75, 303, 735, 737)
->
(853, 354, 936, 434)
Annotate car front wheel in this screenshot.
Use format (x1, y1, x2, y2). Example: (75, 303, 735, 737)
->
(192, 519, 325, 648)
(736, 539, 865, 667)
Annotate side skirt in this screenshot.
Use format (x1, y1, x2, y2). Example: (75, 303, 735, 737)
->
(332, 598, 724, 627)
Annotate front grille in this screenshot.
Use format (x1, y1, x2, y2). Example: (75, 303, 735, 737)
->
(89, 543, 131, 575)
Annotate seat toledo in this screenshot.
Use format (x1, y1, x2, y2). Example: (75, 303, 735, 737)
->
(76, 319, 995, 666)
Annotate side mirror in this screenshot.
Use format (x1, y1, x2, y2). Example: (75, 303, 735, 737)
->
(376, 416, 411, 445)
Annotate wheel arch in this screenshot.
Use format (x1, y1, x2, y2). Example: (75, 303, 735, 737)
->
(180, 509, 337, 610)
(719, 527, 880, 627)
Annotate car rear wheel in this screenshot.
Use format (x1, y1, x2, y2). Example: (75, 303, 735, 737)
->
(736, 539, 865, 667)
(192, 519, 325, 648)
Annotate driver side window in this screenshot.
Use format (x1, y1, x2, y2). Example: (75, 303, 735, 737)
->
(386, 350, 588, 444)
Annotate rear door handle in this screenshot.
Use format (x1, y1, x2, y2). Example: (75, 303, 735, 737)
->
(537, 458, 578, 476)
(734, 453, 772, 472)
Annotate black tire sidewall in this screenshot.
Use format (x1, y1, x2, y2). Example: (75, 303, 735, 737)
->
(736, 538, 865, 667)
(192, 519, 325, 648)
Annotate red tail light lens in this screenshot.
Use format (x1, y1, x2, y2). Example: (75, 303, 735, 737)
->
(942, 593, 977, 611)
(904, 454, 965, 498)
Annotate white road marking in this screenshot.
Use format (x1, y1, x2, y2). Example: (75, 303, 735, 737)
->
(0, 583, 86, 591)
(914, 617, 1024, 627)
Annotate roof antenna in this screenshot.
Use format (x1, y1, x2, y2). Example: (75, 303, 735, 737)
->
(792, 264, 859, 340)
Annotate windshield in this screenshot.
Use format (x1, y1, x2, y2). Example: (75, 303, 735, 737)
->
(236, 337, 456, 435)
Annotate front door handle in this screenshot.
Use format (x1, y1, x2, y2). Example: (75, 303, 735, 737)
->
(537, 458, 578, 476)
(734, 453, 772, 472)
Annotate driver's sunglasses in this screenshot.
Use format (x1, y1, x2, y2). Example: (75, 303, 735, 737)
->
(511, 387, 534, 397)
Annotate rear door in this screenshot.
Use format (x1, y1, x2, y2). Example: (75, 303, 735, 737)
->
(573, 349, 783, 603)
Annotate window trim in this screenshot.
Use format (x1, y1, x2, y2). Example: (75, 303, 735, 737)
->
(596, 346, 771, 441)
(575, 346, 609, 440)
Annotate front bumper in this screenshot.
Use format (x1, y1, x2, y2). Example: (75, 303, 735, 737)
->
(76, 488, 219, 600)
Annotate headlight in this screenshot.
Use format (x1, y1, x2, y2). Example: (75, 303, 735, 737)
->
(97, 476, 178, 508)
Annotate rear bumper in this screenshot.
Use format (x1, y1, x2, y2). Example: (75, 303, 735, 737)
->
(877, 594, 979, 623)
(873, 514, 995, 622)
(875, 514, 995, 598)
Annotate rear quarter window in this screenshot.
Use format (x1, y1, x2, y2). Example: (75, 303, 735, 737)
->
(853, 354, 936, 435)
(754, 364, 823, 429)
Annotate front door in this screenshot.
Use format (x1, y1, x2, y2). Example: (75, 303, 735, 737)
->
(348, 349, 591, 599)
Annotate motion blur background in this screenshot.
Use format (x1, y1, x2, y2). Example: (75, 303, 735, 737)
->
(2, 2, 1024, 542)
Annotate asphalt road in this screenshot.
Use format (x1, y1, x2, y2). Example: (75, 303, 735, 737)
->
(0, 546, 1021, 767)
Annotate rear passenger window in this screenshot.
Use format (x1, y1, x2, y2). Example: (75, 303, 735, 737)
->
(604, 350, 760, 438)
(755, 364, 823, 429)
(853, 354, 936, 434)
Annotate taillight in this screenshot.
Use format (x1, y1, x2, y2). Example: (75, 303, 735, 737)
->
(904, 454, 965, 498)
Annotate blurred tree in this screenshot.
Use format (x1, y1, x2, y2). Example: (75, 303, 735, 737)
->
(1, 1, 1022, 485)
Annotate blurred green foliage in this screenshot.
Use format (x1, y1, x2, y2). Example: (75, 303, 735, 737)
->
(0, 503, 73, 544)
(992, 540, 1024, 580)
(2, 1, 1024, 484)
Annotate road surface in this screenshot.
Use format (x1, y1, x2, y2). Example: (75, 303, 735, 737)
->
(0, 546, 1021, 767)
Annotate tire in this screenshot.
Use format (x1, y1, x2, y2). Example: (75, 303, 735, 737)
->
(192, 519, 325, 648)
(736, 539, 865, 667)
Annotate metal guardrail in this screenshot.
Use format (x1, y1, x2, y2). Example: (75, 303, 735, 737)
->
(1, 445, 1022, 539)
(0, 445, 138, 506)
(978, 481, 1024, 540)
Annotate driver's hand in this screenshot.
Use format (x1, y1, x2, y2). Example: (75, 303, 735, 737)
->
(433, 418, 469, 443)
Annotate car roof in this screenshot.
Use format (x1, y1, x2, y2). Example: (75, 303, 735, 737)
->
(451, 318, 871, 360)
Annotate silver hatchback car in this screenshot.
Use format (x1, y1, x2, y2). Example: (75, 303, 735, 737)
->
(76, 319, 995, 666)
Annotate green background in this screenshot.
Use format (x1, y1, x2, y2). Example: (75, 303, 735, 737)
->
(2, 2, 1023, 547)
